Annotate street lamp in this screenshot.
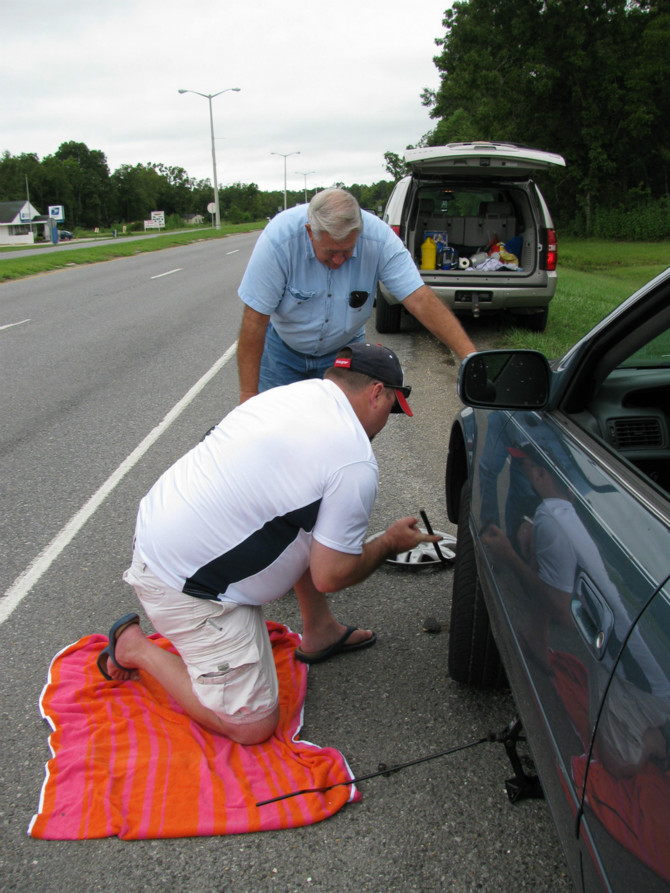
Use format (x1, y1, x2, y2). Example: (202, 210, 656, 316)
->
(295, 170, 316, 203)
(178, 87, 241, 229)
(271, 151, 300, 210)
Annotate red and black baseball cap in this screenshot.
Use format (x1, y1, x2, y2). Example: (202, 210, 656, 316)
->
(332, 343, 413, 416)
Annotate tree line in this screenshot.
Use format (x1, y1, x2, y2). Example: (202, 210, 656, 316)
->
(417, 0, 670, 238)
(0, 142, 394, 231)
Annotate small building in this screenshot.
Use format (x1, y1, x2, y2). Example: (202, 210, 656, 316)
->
(0, 200, 49, 246)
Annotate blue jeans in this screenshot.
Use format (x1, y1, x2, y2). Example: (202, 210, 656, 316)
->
(258, 324, 364, 392)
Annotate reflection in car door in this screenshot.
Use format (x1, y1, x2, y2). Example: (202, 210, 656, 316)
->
(470, 409, 670, 890)
(581, 578, 670, 891)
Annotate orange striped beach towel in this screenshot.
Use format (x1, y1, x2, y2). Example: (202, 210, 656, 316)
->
(29, 621, 359, 839)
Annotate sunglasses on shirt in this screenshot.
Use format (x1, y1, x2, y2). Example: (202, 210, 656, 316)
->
(349, 291, 369, 309)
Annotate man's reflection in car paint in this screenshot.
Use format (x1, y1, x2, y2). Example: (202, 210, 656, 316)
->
(481, 443, 670, 778)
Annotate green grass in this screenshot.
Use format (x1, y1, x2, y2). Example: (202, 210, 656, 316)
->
(496, 237, 670, 358)
(0, 222, 266, 283)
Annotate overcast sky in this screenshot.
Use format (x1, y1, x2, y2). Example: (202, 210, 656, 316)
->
(3, 0, 450, 194)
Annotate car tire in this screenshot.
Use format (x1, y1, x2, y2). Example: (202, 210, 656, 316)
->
(448, 482, 506, 688)
(517, 308, 548, 333)
(375, 287, 402, 334)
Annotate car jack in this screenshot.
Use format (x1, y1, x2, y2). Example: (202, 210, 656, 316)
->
(492, 717, 544, 803)
(256, 716, 544, 808)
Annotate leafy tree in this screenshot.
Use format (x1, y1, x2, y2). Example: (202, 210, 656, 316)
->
(348, 181, 395, 212)
(0, 151, 43, 203)
(422, 0, 670, 232)
(49, 141, 112, 227)
(111, 163, 163, 222)
(383, 151, 408, 181)
(219, 182, 267, 223)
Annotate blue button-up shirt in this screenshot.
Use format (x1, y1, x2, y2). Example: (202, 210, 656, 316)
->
(238, 205, 423, 356)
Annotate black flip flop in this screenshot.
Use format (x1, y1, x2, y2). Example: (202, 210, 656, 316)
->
(97, 612, 140, 680)
(294, 626, 377, 665)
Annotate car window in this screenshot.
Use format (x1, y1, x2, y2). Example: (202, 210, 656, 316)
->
(416, 188, 499, 216)
(618, 328, 670, 368)
(583, 316, 670, 498)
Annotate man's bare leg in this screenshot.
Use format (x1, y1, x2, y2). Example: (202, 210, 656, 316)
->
(293, 568, 374, 654)
(104, 622, 278, 745)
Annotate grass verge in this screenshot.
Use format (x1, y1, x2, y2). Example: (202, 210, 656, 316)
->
(496, 237, 670, 358)
(0, 222, 266, 283)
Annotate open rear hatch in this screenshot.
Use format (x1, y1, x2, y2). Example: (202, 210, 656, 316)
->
(404, 142, 566, 179)
(402, 143, 565, 277)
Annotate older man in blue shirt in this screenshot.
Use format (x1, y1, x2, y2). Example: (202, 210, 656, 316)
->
(237, 188, 476, 402)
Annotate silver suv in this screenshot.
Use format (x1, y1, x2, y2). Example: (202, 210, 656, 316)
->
(378, 142, 566, 333)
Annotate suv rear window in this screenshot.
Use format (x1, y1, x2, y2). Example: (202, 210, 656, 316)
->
(406, 185, 525, 260)
(416, 187, 501, 217)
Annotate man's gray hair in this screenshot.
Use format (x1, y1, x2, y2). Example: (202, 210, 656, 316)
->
(307, 188, 363, 241)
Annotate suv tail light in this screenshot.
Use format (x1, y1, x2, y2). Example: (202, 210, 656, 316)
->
(544, 228, 557, 271)
(390, 224, 400, 236)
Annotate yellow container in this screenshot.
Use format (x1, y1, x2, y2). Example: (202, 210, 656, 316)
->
(420, 236, 437, 270)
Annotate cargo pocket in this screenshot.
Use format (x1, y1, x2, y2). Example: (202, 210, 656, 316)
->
(194, 617, 264, 716)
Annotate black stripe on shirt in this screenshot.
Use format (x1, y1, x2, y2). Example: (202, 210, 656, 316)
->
(182, 499, 322, 599)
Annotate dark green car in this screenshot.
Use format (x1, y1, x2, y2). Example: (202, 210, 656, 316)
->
(446, 268, 670, 891)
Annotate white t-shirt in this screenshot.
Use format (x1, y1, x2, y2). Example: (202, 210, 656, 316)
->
(134, 378, 378, 606)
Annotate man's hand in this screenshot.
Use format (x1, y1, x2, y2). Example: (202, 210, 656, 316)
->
(310, 515, 440, 593)
(402, 285, 476, 359)
(383, 515, 441, 557)
(481, 524, 516, 563)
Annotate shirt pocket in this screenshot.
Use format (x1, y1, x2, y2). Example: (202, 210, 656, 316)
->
(345, 289, 372, 327)
(278, 286, 320, 325)
(286, 286, 316, 305)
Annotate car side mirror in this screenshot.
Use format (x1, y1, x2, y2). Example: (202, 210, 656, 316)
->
(459, 350, 550, 409)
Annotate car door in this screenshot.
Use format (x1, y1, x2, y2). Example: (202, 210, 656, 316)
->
(580, 577, 670, 891)
(467, 272, 670, 890)
(471, 407, 667, 885)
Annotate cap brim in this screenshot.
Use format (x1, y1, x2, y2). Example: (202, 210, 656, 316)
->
(392, 389, 413, 416)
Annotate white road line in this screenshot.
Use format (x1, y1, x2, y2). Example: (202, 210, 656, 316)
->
(0, 341, 238, 626)
(0, 318, 31, 331)
(225, 250, 239, 255)
(150, 268, 182, 279)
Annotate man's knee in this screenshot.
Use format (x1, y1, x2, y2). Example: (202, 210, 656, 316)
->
(224, 703, 280, 745)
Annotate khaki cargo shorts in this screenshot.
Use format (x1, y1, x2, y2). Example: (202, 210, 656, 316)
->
(123, 549, 279, 726)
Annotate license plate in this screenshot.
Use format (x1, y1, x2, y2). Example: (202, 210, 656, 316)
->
(455, 290, 493, 302)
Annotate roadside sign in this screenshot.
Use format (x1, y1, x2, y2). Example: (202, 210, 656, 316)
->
(151, 211, 165, 227)
(49, 205, 65, 222)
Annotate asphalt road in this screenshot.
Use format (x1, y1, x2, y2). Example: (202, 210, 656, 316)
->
(0, 237, 572, 892)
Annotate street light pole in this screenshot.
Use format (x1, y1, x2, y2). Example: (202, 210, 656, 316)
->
(295, 170, 315, 203)
(271, 151, 300, 210)
(178, 87, 241, 229)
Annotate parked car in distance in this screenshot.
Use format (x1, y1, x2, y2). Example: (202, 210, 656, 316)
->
(445, 267, 670, 891)
(378, 142, 565, 334)
(59, 230, 74, 241)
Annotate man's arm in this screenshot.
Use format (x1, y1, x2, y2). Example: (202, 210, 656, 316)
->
(237, 305, 270, 403)
(402, 284, 476, 358)
(309, 516, 439, 593)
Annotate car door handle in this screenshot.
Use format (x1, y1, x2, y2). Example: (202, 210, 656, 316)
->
(570, 573, 615, 659)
